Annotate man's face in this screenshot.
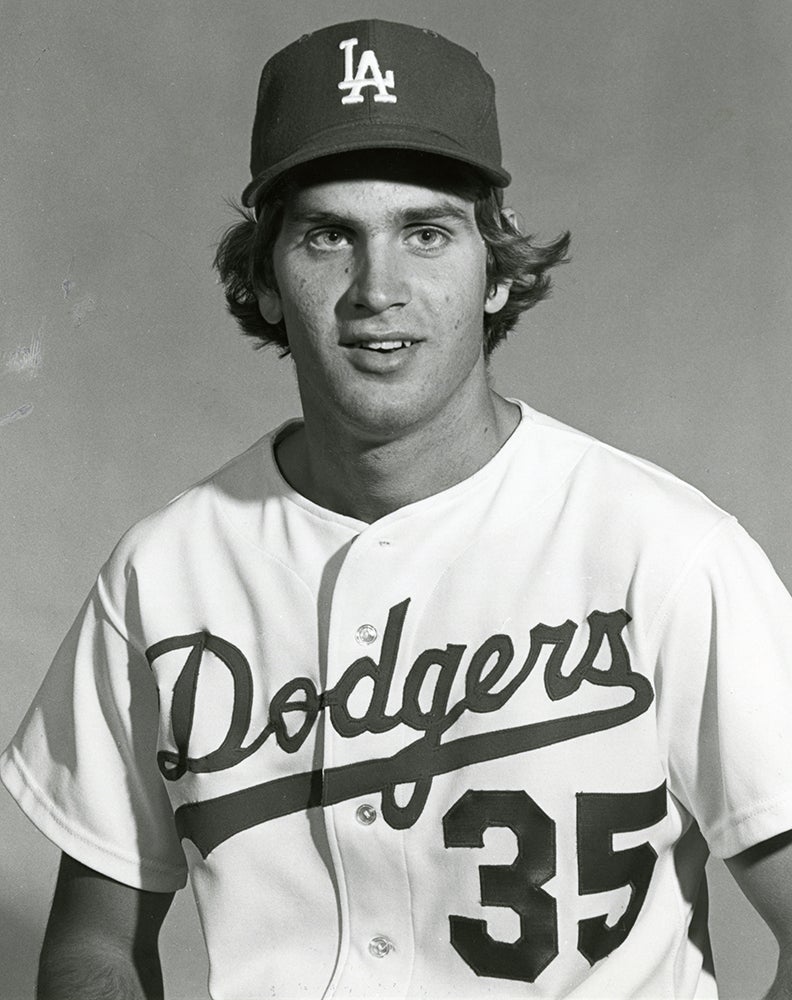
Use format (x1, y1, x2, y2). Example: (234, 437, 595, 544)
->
(258, 166, 509, 441)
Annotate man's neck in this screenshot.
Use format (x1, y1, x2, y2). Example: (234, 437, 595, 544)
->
(276, 391, 521, 523)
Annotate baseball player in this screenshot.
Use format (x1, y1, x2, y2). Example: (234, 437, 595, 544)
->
(4, 18, 792, 1000)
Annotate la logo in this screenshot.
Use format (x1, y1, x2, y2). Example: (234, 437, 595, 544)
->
(338, 37, 397, 105)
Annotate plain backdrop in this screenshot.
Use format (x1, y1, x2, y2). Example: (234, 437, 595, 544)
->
(1, 2, 790, 997)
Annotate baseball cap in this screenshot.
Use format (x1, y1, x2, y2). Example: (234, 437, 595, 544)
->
(241, 19, 511, 208)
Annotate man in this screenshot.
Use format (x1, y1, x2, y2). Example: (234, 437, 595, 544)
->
(3, 18, 792, 1000)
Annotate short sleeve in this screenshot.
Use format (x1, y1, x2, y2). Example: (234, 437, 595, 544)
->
(654, 517, 792, 858)
(0, 572, 188, 892)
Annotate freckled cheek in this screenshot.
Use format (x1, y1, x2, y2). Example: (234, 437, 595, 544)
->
(419, 270, 465, 315)
(432, 256, 487, 305)
(280, 277, 339, 338)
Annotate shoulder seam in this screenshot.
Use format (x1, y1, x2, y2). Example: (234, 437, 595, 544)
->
(645, 514, 738, 646)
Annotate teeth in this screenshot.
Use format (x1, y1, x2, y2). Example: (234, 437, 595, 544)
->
(364, 341, 409, 351)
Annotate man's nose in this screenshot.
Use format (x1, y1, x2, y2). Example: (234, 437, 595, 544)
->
(348, 241, 411, 313)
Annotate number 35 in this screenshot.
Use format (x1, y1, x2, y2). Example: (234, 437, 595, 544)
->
(443, 783, 667, 982)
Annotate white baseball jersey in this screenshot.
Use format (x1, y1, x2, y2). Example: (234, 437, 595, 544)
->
(4, 401, 792, 999)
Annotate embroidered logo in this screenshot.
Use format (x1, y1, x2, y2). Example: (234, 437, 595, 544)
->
(146, 601, 655, 859)
(338, 37, 397, 105)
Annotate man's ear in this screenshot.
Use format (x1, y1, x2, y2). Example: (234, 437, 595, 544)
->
(484, 280, 512, 315)
(484, 206, 518, 316)
(256, 288, 283, 325)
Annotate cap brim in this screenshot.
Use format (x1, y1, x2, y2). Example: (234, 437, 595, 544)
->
(241, 123, 511, 208)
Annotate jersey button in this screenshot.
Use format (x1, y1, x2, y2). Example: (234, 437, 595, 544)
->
(355, 624, 378, 645)
(356, 803, 378, 826)
(368, 936, 394, 959)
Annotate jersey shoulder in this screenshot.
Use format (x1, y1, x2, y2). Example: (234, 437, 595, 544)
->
(526, 405, 731, 523)
(101, 422, 292, 587)
(515, 406, 755, 642)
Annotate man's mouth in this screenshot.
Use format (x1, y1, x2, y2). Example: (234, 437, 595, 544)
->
(359, 340, 412, 352)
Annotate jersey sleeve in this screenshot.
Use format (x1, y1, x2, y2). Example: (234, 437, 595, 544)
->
(0, 567, 188, 892)
(653, 516, 792, 858)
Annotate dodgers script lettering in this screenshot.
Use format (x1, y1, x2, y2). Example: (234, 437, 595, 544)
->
(146, 600, 653, 858)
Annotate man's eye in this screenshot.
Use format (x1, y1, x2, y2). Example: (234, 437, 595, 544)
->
(408, 228, 448, 250)
(308, 229, 349, 249)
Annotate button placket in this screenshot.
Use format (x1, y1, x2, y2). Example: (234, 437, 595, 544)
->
(321, 531, 415, 996)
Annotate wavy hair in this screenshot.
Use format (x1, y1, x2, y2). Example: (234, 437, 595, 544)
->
(213, 155, 570, 356)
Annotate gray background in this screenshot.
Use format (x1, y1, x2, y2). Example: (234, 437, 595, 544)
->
(1, 1, 790, 997)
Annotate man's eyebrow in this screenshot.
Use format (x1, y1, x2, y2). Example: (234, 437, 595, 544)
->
(285, 200, 475, 228)
(285, 210, 350, 227)
(397, 201, 475, 225)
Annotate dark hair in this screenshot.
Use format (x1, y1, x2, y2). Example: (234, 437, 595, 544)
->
(213, 154, 570, 356)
